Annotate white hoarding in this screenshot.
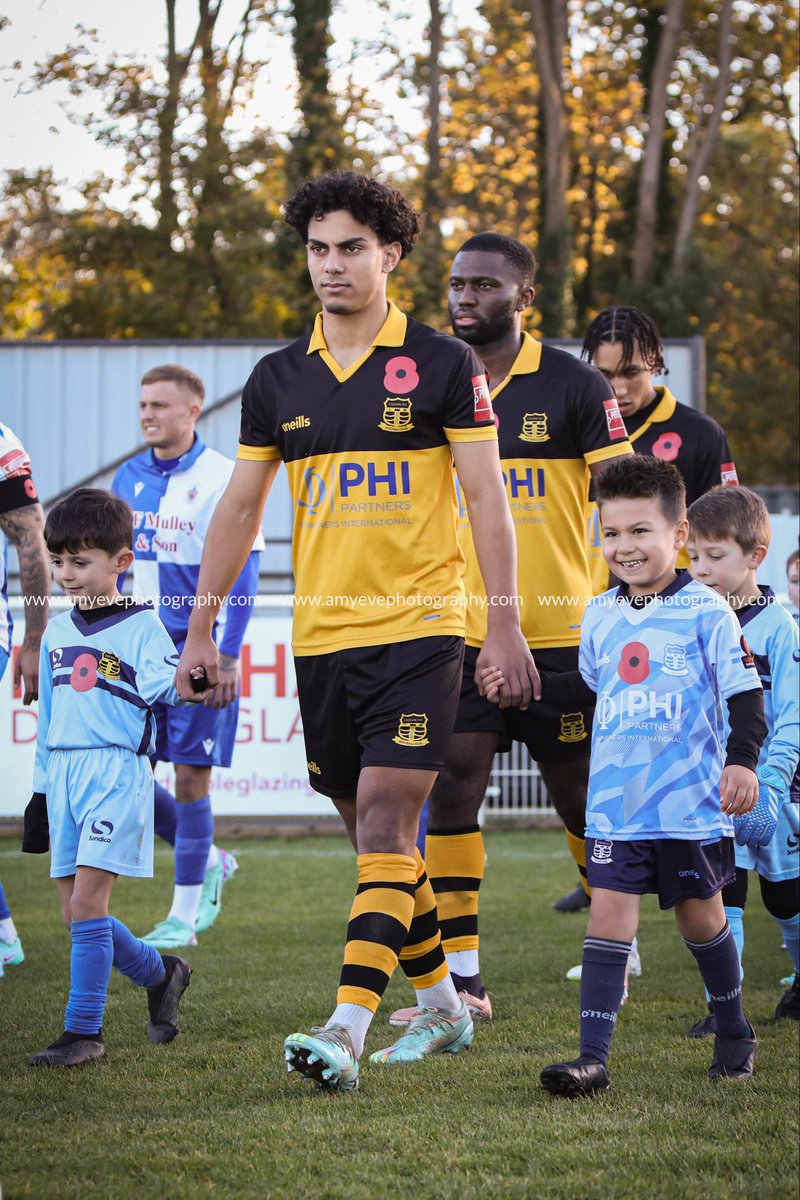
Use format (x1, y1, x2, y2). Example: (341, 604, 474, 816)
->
(0, 609, 332, 818)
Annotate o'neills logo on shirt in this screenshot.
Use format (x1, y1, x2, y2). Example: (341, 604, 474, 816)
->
(282, 416, 311, 432)
(603, 398, 627, 440)
(473, 375, 493, 421)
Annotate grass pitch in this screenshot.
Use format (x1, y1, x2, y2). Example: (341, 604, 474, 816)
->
(1, 830, 798, 1200)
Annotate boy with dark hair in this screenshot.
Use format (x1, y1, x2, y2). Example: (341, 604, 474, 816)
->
(25, 488, 198, 1067)
(486, 456, 767, 1094)
(685, 486, 799, 1030)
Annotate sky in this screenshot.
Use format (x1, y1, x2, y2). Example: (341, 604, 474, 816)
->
(0, 0, 481, 205)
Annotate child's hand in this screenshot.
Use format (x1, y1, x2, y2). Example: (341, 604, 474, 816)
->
(479, 666, 505, 704)
(719, 765, 759, 815)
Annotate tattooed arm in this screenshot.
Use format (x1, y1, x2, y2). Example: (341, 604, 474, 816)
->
(0, 501, 50, 703)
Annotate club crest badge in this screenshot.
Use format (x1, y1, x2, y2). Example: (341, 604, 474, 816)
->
(97, 652, 122, 680)
(558, 712, 588, 742)
(379, 396, 414, 433)
(393, 713, 430, 747)
(662, 644, 689, 676)
(519, 412, 550, 443)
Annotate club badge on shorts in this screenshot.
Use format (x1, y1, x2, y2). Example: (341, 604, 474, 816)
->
(393, 713, 430, 747)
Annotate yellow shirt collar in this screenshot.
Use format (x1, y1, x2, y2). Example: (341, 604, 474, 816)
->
(491, 331, 542, 398)
(307, 300, 408, 355)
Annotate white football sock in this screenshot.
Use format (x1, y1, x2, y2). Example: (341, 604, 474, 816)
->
(206, 844, 220, 871)
(415, 975, 461, 1012)
(168, 884, 204, 929)
(0, 916, 17, 942)
(446, 949, 480, 977)
(326, 1003, 373, 1057)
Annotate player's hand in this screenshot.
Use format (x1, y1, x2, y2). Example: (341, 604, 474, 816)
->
(14, 635, 41, 705)
(719, 765, 759, 815)
(476, 628, 540, 709)
(175, 630, 219, 701)
(479, 666, 505, 704)
(205, 654, 240, 709)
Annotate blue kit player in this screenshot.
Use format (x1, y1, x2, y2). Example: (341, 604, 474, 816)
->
(685, 487, 799, 1031)
(25, 489, 198, 1067)
(486, 457, 767, 1094)
(113, 364, 263, 948)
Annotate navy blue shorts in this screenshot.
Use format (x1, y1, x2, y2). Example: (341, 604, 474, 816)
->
(453, 644, 593, 763)
(153, 695, 239, 768)
(585, 836, 736, 910)
(294, 635, 464, 799)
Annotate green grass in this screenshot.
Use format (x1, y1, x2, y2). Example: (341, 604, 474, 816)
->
(1, 830, 797, 1200)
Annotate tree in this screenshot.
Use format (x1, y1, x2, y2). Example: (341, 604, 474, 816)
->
(526, 0, 571, 333)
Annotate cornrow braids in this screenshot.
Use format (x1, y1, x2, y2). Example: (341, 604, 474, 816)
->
(581, 307, 668, 376)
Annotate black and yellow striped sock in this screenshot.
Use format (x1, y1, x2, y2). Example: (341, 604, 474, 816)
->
(565, 829, 590, 898)
(398, 848, 449, 990)
(337, 853, 417, 1013)
(425, 825, 484, 956)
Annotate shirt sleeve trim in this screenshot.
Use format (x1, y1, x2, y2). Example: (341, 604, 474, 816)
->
(444, 425, 499, 444)
(585, 442, 634, 465)
(236, 444, 281, 462)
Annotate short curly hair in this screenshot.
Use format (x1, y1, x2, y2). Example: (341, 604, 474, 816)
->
(594, 454, 686, 524)
(283, 171, 424, 258)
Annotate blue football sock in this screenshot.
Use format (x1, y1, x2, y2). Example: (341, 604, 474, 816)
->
(704, 904, 745, 1001)
(0, 877, 10, 921)
(774, 912, 800, 974)
(724, 905, 745, 975)
(110, 916, 165, 988)
(154, 782, 178, 847)
(578, 936, 631, 1066)
(174, 796, 214, 887)
(65, 917, 113, 1035)
(684, 923, 749, 1039)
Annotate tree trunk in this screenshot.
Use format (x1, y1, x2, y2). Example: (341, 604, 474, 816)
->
(415, 0, 446, 325)
(671, 0, 734, 273)
(631, 0, 684, 287)
(528, 0, 570, 334)
(290, 0, 344, 183)
(156, 0, 187, 243)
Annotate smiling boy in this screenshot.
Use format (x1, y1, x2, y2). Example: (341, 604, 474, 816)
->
(481, 456, 766, 1095)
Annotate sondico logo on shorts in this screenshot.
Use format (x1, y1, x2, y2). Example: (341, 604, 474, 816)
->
(98, 652, 122, 680)
(393, 713, 430, 747)
(558, 712, 587, 743)
(519, 413, 550, 443)
(590, 839, 614, 865)
(89, 820, 114, 844)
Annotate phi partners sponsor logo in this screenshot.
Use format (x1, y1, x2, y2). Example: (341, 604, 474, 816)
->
(472, 374, 493, 421)
(603, 398, 627, 440)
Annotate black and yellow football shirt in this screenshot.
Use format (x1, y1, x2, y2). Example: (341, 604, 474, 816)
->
(238, 301, 498, 654)
(457, 334, 633, 649)
(586, 385, 739, 589)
